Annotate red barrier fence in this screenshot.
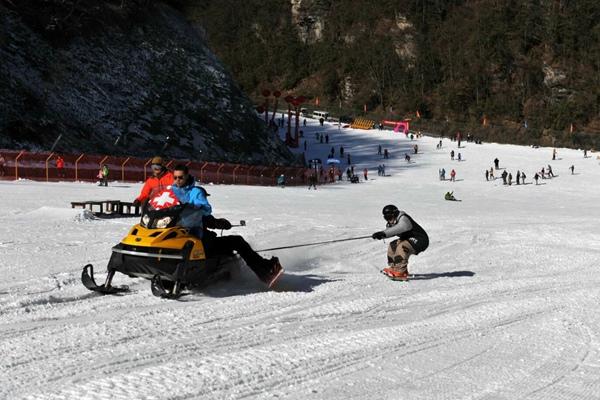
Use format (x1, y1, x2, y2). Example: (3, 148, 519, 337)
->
(0, 149, 311, 186)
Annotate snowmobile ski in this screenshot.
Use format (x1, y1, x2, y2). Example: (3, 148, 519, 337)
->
(82, 264, 129, 294)
(150, 274, 184, 299)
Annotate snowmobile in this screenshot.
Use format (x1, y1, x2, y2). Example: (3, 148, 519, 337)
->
(81, 189, 239, 299)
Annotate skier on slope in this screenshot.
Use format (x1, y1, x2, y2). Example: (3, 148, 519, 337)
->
(372, 205, 429, 281)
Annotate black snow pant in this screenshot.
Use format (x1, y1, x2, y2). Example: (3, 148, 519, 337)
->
(203, 235, 269, 277)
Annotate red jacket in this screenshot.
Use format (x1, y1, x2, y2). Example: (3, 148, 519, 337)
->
(56, 158, 64, 169)
(135, 170, 174, 202)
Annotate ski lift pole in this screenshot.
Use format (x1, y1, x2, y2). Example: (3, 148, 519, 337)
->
(257, 235, 372, 253)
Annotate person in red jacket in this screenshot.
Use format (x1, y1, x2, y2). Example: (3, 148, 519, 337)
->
(133, 156, 174, 206)
(56, 156, 65, 178)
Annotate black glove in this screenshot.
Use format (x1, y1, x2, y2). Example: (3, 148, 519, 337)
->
(372, 231, 386, 240)
(214, 218, 232, 230)
(132, 199, 141, 207)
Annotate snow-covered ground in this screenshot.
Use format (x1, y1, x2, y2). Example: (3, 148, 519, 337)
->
(2, 121, 600, 399)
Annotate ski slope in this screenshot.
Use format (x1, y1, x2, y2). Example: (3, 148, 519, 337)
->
(2, 121, 600, 399)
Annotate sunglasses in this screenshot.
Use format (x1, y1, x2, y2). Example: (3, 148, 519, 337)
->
(173, 175, 186, 180)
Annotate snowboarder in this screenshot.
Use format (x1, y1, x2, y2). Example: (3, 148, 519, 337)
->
(378, 145, 382, 155)
(372, 205, 429, 281)
(570, 165, 575, 175)
(584, 149, 587, 158)
(347, 154, 351, 164)
(494, 158, 499, 169)
(501, 170, 508, 185)
(172, 165, 283, 287)
(552, 148, 557, 160)
(440, 168, 446, 180)
(485, 169, 489, 181)
(133, 156, 174, 206)
(516, 171, 521, 185)
(450, 150, 455, 160)
(508, 173, 512, 185)
(405, 153, 411, 163)
(414, 144, 418, 154)
(325, 134, 329, 144)
(547, 165, 554, 177)
(444, 191, 457, 201)
(450, 169, 456, 182)
(363, 168, 368, 181)
(457, 153, 461, 162)
(381, 164, 386, 176)
(521, 172, 526, 184)
(534, 172, 539, 185)
(489, 167, 494, 180)
(384, 149, 389, 159)
(308, 171, 318, 189)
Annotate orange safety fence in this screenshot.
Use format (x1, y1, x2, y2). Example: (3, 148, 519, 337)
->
(0, 149, 315, 186)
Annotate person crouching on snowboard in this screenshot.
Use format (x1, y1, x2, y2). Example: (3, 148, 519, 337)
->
(171, 164, 283, 287)
(372, 205, 429, 281)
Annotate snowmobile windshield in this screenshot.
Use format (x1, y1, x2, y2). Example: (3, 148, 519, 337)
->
(140, 188, 185, 229)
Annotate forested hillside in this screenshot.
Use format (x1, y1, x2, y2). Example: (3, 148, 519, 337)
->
(185, 0, 600, 148)
(0, 0, 297, 164)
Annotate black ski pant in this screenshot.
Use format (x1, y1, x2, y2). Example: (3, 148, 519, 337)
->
(203, 235, 268, 276)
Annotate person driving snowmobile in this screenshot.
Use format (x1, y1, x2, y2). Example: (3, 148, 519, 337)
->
(372, 205, 429, 281)
(133, 156, 174, 206)
(171, 165, 283, 287)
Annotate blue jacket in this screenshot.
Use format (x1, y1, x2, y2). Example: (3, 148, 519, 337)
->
(171, 176, 212, 237)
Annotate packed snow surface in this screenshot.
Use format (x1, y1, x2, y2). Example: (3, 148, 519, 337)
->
(1, 122, 600, 399)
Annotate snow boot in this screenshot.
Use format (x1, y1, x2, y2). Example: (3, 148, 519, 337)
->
(259, 257, 284, 288)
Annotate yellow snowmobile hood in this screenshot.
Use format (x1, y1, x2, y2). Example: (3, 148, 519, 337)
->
(120, 224, 206, 260)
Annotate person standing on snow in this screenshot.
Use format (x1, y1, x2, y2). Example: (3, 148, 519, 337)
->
(494, 158, 499, 169)
(485, 169, 489, 181)
(534, 172, 540, 185)
(0, 153, 5, 177)
(450, 150, 455, 160)
(133, 156, 174, 206)
(570, 165, 575, 175)
(450, 169, 456, 182)
(101, 164, 109, 186)
(171, 165, 283, 287)
(521, 172, 526, 184)
(56, 155, 65, 178)
(363, 168, 368, 181)
(372, 205, 429, 281)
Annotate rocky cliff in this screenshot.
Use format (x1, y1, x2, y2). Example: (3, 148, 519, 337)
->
(0, 1, 297, 165)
